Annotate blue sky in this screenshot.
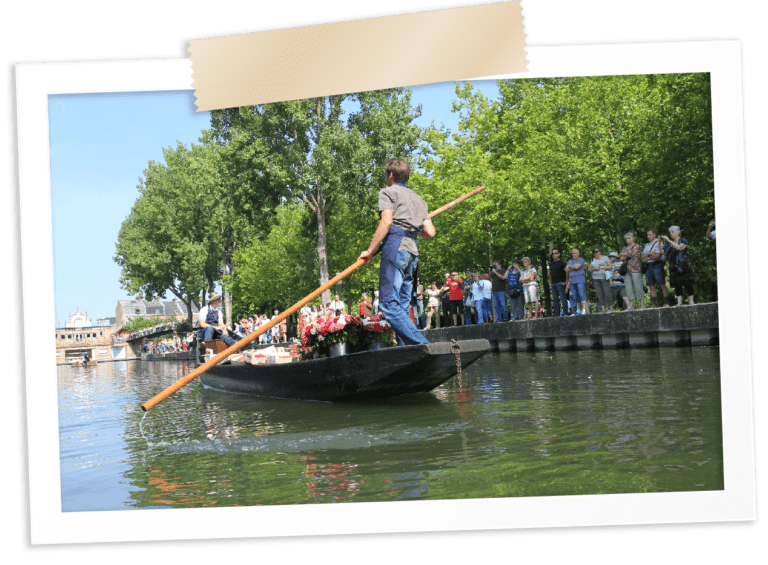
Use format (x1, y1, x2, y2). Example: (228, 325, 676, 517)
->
(49, 80, 500, 327)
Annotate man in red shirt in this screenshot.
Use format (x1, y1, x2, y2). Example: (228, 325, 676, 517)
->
(445, 271, 465, 326)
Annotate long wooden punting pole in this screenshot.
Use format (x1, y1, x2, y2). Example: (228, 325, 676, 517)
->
(141, 184, 486, 411)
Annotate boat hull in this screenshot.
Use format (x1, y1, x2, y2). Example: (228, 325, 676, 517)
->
(200, 339, 490, 401)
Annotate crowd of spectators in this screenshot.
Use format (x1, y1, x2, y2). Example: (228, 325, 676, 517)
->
(142, 332, 195, 355)
(401, 224, 705, 328)
(114, 319, 181, 343)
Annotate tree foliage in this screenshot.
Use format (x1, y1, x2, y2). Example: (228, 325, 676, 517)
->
(414, 73, 717, 300)
(114, 142, 220, 323)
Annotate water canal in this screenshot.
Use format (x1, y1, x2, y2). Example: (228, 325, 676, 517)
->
(57, 347, 723, 511)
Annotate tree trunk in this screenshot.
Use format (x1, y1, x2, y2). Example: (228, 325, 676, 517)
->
(185, 298, 194, 326)
(315, 183, 331, 307)
(222, 264, 233, 327)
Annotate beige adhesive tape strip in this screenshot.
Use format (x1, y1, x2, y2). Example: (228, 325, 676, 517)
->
(189, 2, 527, 111)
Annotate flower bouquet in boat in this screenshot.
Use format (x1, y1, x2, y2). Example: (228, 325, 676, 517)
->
(300, 314, 396, 360)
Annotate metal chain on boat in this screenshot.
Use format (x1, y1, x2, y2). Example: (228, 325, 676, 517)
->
(450, 339, 462, 377)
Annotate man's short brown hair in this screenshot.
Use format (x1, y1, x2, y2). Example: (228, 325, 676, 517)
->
(385, 158, 410, 184)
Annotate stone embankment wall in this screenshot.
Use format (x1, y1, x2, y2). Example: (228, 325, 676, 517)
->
(422, 302, 718, 352)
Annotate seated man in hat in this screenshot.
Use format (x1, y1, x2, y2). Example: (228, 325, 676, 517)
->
(197, 293, 237, 347)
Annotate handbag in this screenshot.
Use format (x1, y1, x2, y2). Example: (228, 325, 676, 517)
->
(618, 261, 628, 276)
(507, 287, 520, 299)
(641, 262, 649, 274)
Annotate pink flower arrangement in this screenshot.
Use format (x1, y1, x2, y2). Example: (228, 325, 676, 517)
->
(299, 314, 393, 358)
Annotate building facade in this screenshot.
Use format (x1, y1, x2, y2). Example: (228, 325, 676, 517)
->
(55, 309, 117, 364)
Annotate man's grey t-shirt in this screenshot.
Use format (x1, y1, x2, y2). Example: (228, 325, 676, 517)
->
(378, 183, 429, 255)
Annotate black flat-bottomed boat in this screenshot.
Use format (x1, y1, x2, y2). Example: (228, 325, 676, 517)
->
(199, 339, 490, 402)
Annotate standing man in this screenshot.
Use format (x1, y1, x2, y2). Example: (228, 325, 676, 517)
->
(414, 278, 426, 328)
(642, 228, 670, 307)
(329, 294, 345, 316)
(198, 293, 237, 347)
(548, 248, 568, 317)
(358, 159, 435, 346)
(446, 272, 465, 326)
(490, 260, 509, 322)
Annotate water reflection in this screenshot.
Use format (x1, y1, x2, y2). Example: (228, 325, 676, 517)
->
(58, 348, 723, 510)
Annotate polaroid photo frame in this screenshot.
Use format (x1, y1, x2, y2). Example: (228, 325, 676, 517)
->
(17, 41, 754, 545)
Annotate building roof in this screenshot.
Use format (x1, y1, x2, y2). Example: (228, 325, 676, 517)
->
(117, 298, 200, 316)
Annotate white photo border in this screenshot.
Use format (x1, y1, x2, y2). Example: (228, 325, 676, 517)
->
(17, 41, 754, 545)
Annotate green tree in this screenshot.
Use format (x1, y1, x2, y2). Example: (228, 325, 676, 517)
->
(114, 143, 220, 324)
(208, 90, 423, 306)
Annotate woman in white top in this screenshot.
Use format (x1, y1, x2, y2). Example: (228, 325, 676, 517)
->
(520, 257, 538, 320)
(425, 281, 440, 330)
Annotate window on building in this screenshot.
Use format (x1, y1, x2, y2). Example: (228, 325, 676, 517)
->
(67, 335, 71, 340)
(135, 309, 140, 314)
(99, 331, 103, 336)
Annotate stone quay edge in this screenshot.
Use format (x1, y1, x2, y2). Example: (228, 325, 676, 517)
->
(420, 302, 719, 352)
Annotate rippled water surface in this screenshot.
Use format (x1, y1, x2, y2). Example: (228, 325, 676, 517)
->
(57, 347, 723, 511)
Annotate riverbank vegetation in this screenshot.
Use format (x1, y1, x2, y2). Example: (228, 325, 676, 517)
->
(114, 73, 717, 323)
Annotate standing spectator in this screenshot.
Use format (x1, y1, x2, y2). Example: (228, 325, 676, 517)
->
(329, 294, 345, 316)
(472, 273, 492, 324)
(706, 219, 716, 240)
(608, 251, 632, 311)
(270, 310, 281, 343)
(360, 292, 373, 318)
(520, 257, 539, 320)
(505, 260, 525, 320)
(490, 260, 509, 322)
(620, 233, 645, 310)
(462, 269, 477, 324)
(310, 306, 319, 323)
(565, 248, 589, 315)
(425, 281, 440, 329)
(590, 247, 613, 313)
(662, 225, 696, 306)
(372, 290, 379, 316)
(642, 228, 670, 307)
(414, 278, 426, 328)
(548, 248, 568, 317)
(440, 273, 452, 327)
(446, 272, 465, 326)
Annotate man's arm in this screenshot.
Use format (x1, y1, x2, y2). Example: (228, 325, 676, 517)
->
(358, 210, 393, 264)
(419, 218, 436, 239)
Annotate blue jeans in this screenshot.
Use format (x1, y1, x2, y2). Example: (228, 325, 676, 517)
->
(199, 326, 237, 347)
(509, 292, 525, 319)
(415, 299, 426, 328)
(477, 298, 492, 323)
(551, 282, 568, 316)
(492, 290, 509, 321)
(379, 250, 430, 346)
